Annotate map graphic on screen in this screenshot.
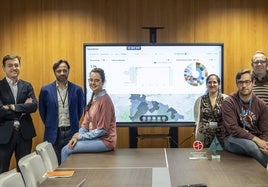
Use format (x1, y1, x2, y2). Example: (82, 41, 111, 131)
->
(84, 43, 223, 124)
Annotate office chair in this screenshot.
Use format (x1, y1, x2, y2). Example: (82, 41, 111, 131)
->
(0, 169, 25, 187)
(18, 152, 47, 187)
(36, 141, 58, 171)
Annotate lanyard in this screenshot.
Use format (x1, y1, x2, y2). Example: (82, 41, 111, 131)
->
(239, 97, 252, 129)
(57, 87, 68, 108)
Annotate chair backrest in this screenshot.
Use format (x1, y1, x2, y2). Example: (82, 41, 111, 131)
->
(36, 141, 58, 171)
(18, 152, 47, 187)
(0, 169, 25, 187)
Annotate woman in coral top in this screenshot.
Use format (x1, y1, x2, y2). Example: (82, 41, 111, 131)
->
(61, 68, 117, 163)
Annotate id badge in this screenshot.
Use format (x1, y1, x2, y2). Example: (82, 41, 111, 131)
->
(209, 122, 218, 127)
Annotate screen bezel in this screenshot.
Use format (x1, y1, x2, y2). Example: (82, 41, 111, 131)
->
(83, 43, 224, 125)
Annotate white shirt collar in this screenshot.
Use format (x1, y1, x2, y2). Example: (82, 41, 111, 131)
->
(6, 77, 19, 85)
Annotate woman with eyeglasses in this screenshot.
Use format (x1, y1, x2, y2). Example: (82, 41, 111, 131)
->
(61, 68, 117, 163)
(194, 74, 228, 148)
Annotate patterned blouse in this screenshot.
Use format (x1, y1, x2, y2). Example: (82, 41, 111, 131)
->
(198, 93, 226, 147)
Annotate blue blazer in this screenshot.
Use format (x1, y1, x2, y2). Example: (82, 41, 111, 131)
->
(39, 81, 84, 143)
(0, 78, 37, 144)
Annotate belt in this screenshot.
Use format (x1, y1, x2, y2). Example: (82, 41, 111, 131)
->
(13, 125, 20, 131)
(58, 126, 71, 131)
(13, 120, 20, 131)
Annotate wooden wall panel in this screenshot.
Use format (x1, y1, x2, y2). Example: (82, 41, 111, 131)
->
(194, 0, 268, 93)
(0, 0, 268, 170)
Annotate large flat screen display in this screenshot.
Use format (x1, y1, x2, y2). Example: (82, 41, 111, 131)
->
(84, 43, 224, 124)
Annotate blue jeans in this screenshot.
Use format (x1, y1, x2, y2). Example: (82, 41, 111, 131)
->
(61, 138, 112, 163)
(224, 136, 268, 167)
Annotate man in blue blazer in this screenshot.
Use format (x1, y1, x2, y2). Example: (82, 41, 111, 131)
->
(39, 59, 84, 164)
(0, 54, 38, 174)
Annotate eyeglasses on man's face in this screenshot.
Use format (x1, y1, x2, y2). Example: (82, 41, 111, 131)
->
(237, 80, 252, 86)
(253, 60, 267, 65)
(55, 69, 68, 74)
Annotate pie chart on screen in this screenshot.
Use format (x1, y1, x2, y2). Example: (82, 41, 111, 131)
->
(184, 62, 208, 86)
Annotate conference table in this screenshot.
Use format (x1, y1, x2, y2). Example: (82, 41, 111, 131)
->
(40, 148, 268, 187)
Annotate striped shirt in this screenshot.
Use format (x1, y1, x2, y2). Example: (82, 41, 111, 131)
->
(252, 71, 268, 105)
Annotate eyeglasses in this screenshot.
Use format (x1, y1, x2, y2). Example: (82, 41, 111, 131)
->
(237, 80, 252, 86)
(252, 60, 267, 65)
(55, 69, 68, 74)
(88, 78, 101, 83)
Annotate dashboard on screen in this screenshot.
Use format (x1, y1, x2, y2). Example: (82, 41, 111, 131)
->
(84, 43, 224, 124)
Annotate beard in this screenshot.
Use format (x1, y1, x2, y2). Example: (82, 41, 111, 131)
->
(57, 75, 68, 83)
(239, 89, 252, 97)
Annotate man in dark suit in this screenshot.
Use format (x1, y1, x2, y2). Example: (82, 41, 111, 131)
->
(39, 59, 84, 164)
(0, 54, 37, 174)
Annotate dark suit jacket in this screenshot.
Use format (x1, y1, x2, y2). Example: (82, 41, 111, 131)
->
(39, 81, 84, 143)
(0, 78, 37, 144)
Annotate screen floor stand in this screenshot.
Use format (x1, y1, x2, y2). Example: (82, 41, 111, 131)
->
(128, 127, 178, 148)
